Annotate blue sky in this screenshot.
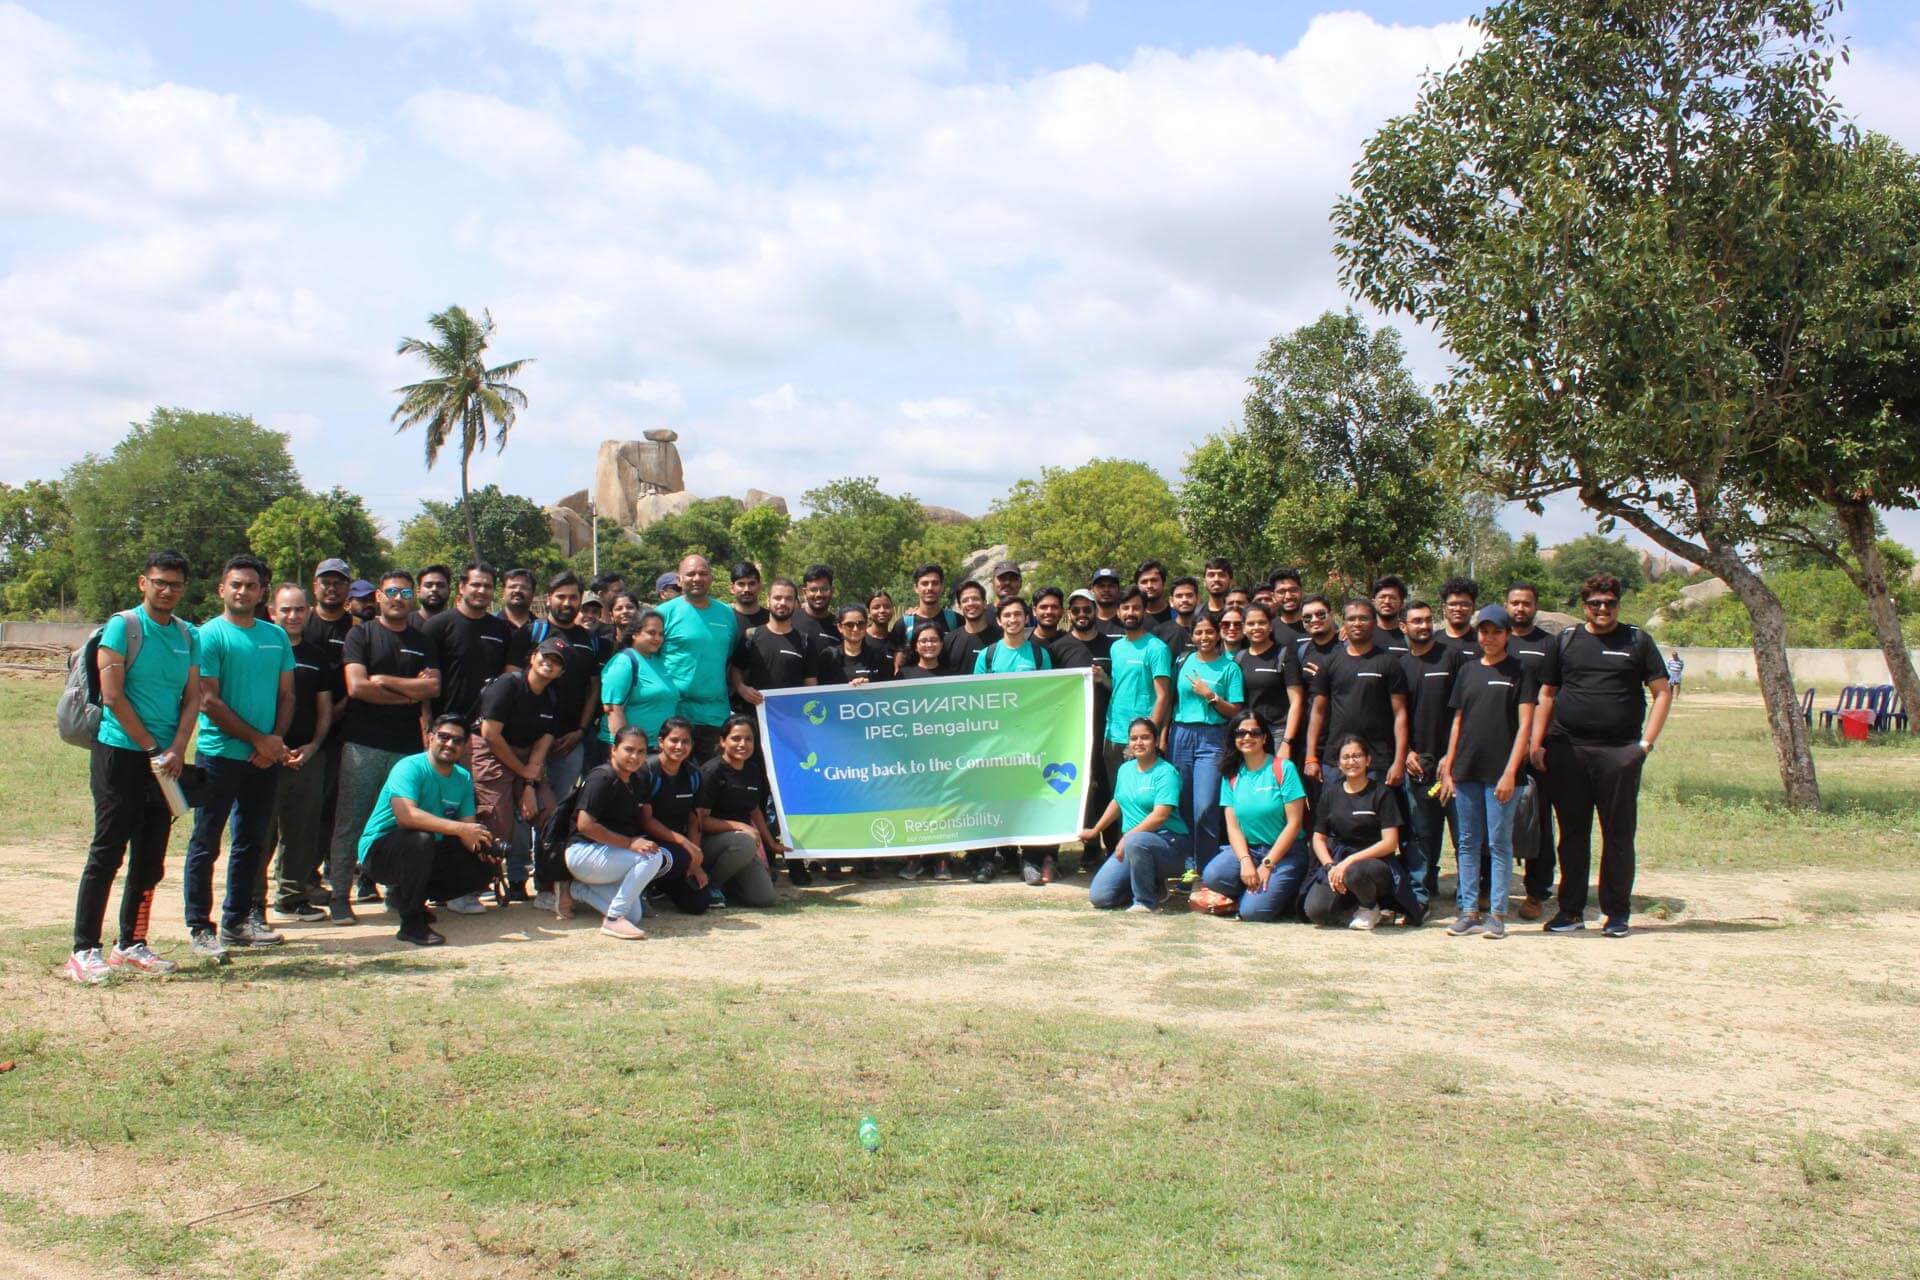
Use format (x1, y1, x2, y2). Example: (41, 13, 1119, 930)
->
(4, 1, 1919, 552)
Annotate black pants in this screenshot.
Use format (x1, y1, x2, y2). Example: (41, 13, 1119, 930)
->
(1099, 739, 1131, 852)
(649, 845, 712, 915)
(1545, 739, 1645, 919)
(74, 742, 177, 952)
(361, 830, 493, 931)
(1302, 859, 1395, 924)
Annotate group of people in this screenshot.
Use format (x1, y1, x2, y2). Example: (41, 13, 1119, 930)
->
(64, 544, 1672, 984)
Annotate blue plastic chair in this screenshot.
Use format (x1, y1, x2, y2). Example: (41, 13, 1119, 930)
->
(1799, 686, 1816, 727)
(1820, 685, 1865, 730)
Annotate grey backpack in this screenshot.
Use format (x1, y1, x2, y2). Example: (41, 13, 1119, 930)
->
(56, 609, 188, 748)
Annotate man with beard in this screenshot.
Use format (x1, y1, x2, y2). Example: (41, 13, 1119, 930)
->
(497, 569, 536, 632)
(415, 564, 452, 620)
(1268, 569, 1307, 649)
(1397, 600, 1459, 910)
(989, 559, 1024, 606)
(730, 562, 769, 630)
(655, 554, 740, 759)
(1294, 594, 1342, 778)
(728, 578, 822, 886)
(1154, 576, 1200, 661)
(307, 559, 357, 896)
(940, 580, 1001, 674)
(1054, 588, 1117, 868)
(506, 571, 602, 803)
(1370, 575, 1411, 652)
(345, 579, 378, 622)
(421, 564, 513, 739)
(1134, 560, 1174, 626)
(792, 564, 838, 658)
(1089, 568, 1127, 638)
(1200, 558, 1234, 627)
(1306, 598, 1409, 793)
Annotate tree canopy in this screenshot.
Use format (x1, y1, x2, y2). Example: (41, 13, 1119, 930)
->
(393, 485, 560, 579)
(247, 488, 387, 586)
(995, 458, 1188, 588)
(783, 478, 929, 598)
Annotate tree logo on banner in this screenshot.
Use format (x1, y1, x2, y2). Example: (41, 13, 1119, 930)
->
(869, 818, 896, 845)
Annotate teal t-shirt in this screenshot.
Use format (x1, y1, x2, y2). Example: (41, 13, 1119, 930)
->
(357, 753, 476, 863)
(972, 638, 1054, 674)
(656, 596, 737, 726)
(599, 648, 681, 745)
(96, 607, 198, 752)
(1173, 651, 1244, 725)
(1113, 756, 1188, 834)
(194, 615, 295, 760)
(1219, 756, 1308, 849)
(1106, 633, 1173, 743)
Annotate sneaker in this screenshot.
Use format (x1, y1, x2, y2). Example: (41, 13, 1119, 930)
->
(1446, 913, 1482, 937)
(1348, 906, 1382, 932)
(1021, 860, 1044, 886)
(600, 916, 647, 940)
(271, 902, 327, 923)
(247, 910, 284, 943)
(63, 948, 112, 985)
(1482, 915, 1508, 940)
(108, 942, 178, 975)
(219, 919, 284, 949)
(1124, 902, 1154, 914)
(1544, 913, 1587, 935)
(190, 928, 230, 963)
(1517, 896, 1545, 921)
(396, 925, 444, 947)
(532, 890, 558, 912)
(969, 854, 997, 884)
(1601, 916, 1630, 938)
(897, 860, 925, 881)
(786, 862, 813, 887)
(708, 886, 729, 909)
(329, 901, 356, 927)
(442, 894, 486, 915)
(932, 859, 953, 882)
(1040, 854, 1057, 885)
(352, 881, 383, 904)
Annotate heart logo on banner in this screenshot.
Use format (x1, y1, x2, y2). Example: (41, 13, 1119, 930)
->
(1040, 762, 1078, 794)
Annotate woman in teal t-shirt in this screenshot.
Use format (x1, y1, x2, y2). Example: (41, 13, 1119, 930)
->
(1196, 709, 1310, 922)
(1166, 614, 1244, 878)
(1079, 718, 1190, 912)
(600, 611, 679, 746)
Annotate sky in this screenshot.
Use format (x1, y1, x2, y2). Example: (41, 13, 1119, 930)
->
(4, 0, 1919, 551)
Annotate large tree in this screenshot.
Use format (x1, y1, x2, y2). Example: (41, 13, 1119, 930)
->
(66, 408, 301, 617)
(0, 479, 75, 615)
(391, 306, 533, 563)
(1179, 311, 1451, 591)
(783, 478, 928, 599)
(994, 458, 1189, 588)
(247, 487, 387, 585)
(394, 484, 561, 578)
(1335, 0, 1849, 807)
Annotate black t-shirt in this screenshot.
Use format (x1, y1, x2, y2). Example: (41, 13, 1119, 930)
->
(340, 621, 438, 753)
(421, 608, 513, 722)
(506, 620, 602, 731)
(580, 764, 647, 842)
(791, 611, 836, 658)
(1448, 656, 1538, 783)
(1271, 618, 1307, 652)
(699, 757, 767, 823)
(286, 638, 340, 751)
(1438, 630, 1481, 663)
(733, 606, 771, 635)
(1538, 625, 1666, 745)
(819, 640, 893, 685)
(900, 608, 958, 647)
(1314, 778, 1403, 848)
(738, 625, 818, 692)
(477, 669, 562, 749)
(942, 624, 1000, 674)
(642, 758, 704, 835)
(897, 660, 955, 679)
(1093, 614, 1129, 639)
(1399, 644, 1463, 758)
(1040, 631, 1095, 671)
(1507, 626, 1552, 676)
(307, 611, 356, 677)
(1143, 604, 1174, 628)
(868, 619, 907, 659)
(1153, 619, 1193, 662)
(1237, 643, 1303, 730)
(1311, 644, 1408, 767)
(1374, 623, 1410, 654)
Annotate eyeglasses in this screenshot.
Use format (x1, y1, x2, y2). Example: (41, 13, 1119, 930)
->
(1232, 728, 1265, 739)
(1584, 597, 1620, 609)
(382, 587, 416, 600)
(146, 579, 186, 593)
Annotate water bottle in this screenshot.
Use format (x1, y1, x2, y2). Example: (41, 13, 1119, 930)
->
(858, 1115, 880, 1154)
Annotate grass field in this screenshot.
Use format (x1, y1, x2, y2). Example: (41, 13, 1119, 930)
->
(1, 677, 1917, 1279)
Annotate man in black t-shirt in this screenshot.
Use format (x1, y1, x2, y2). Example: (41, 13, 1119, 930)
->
(941, 581, 1001, 673)
(1153, 576, 1200, 660)
(1294, 594, 1342, 773)
(1135, 560, 1174, 627)
(793, 564, 838, 657)
(1268, 568, 1307, 650)
(732, 580, 821, 698)
(327, 570, 442, 924)
(505, 571, 602, 804)
(421, 562, 513, 728)
(1397, 600, 1458, 909)
(306, 558, 358, 889)
(1370, 575, 1411, 653)
(1306, 597, 1409, 793)
(730, 562, 770, 633)
(1529, 573, 1672, 937)
(1062, 589, 1117, 860)
(1089, 568, 1127, 638)
(1498, 581, 1557, 917)
(1438, 577, 1480, 655)
(257, 584, 341, 922)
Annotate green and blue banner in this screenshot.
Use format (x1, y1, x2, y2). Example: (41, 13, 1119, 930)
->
(756, 669, 1094, 858)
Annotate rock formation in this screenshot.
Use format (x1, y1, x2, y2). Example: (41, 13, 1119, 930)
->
(556, 432, 790, 546)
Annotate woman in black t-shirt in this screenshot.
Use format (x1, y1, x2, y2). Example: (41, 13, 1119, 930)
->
(896, 625, 959, 881)
(565, 726, 668, 940)
(1304, 734, 1423, 930)
(1237, 603, 1304, 756)
(822, 605, 893, 685)
(697, 715, 788, 907)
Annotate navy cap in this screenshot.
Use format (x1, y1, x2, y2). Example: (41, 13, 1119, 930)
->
(1090, 567, 1120, 584)
(315, 557, 351, 579)
(1472, 604, 1512, 631)
(347, 578, 375, 599)
(655, 572, 679, 593)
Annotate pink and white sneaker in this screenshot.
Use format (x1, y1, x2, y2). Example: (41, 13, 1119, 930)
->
(63, 948, 112, 985)
(108, 942, 178, 975)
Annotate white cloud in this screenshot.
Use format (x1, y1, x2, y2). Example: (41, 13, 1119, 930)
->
(399, 90, 580, 170)
(299, 0, 479, 27)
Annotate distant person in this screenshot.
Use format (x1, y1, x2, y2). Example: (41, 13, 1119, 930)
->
(256, 583, 338, 925)
(1531, 573, 1672, 938)
(654, 572, 681, 603)
(345, 579, 378, 622)
(655, 554, 740, 757)
(1439, 605, 1537, 941)
(67, 550, 201, 984)
(354, 715, 498, 947)
(730, 562, 769, 631)
(1082, 718, 1189, 912)
(414, 564, 452, 619)
(1667, 653, 1685, 698)
(497, 568, 537, 631)
(1304, 734, 1421, 930)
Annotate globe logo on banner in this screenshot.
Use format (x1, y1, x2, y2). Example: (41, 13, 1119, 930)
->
(870, 818, 897, 844)
(802, 700, 827, 725)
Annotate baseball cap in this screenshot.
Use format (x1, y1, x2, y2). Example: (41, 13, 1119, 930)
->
(347, 579, 375, 599)
(1068, 588, 1097, 605)
(1090, 567, 1120, 584)
(534, 637, 570, 666)
(1472, 604, 1512, 631)
(315, 557, 351, 579)
(991, 559, 1021, 577)
(655, 572, 680, 593)
(582, 591, 603, 606)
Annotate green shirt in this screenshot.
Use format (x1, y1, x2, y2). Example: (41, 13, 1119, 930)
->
(655, 596, 738, 726)
(194, 615, 294, 760)
(96, 607, 198, 753)
(1173, 651, 1244, 725)
(1219, 756, 1308, 849)
(599, 648, 681, 745)
(357, 753, 476, 863)
(1105, 633, 1172, 743)
(971, 637, 1054, 674)
(1113, 756, 1187, 834)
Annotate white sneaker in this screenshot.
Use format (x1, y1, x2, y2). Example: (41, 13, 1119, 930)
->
(108, 942, 178, 975)
(190, 928, 230, 963)
(443, 894, 487, 915)
(532, 890, 557, 912)
(1125, 902, 1154, 914)
(63, 948, 112, 984)
(1348, 906, 1382, 932)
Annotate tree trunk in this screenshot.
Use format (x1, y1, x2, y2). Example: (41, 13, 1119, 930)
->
(459, 406, 480, 565)
(1835, 499, 1920, 729)
(1707, 549, 1822, 810)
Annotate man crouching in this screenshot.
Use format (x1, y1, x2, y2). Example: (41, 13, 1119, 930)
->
(355, 714, 498, 947)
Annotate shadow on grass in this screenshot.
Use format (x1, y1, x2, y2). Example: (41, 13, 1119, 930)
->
(1661, 776, 1920, 817)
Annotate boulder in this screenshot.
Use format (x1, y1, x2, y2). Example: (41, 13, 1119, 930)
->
(555, 488, 590, 517)
(919, 503, 976, 526)
(1680, 578, 1729, 605)
(593, 437, 687, 526)
(544, 505, 592, 558)
(633, 490, 700, 531)
(743, 489, 790, 517)
(956, 544, 1009, 585)
(1536, 610, 1578, 633)
(644, 428, 679, 443)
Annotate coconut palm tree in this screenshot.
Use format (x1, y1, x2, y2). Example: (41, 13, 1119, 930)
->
(391, 306, 533, 562)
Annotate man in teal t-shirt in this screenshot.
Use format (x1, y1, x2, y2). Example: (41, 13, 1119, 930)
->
(183, 554, 296, 956)
(1103, 590, 1174, 800)
(355, 716, 493, 947)
(654, 554, 739, 753)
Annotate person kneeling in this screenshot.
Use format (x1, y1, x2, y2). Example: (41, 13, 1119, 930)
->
(1081, 718, 1190, 912)
(356, 715, 499, 947)
(566, 726, 694, 939)
(1303, 734, 1424, 931)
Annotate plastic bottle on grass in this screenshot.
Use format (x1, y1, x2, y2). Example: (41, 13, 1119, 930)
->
(858, 1115, 880, 1154)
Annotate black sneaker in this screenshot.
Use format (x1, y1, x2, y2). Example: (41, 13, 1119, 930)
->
(786, 861, 813, 887)
(396, 926, 444, 947)
(1544, 913, 1586, 934)
(329, 901, 356, 927)
(1601, 916, 1630, 938)
(969, 853, 997, 884)
(352, 880, 383, 905)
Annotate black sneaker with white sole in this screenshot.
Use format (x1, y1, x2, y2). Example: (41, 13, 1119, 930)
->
(1601, 916, 1630, 938)
(1544, 913, 1586, 934)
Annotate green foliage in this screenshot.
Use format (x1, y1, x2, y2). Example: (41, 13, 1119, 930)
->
(1487, 533, 1553, 601)
(784, 478, 928, 599)
(247, 488, 387, 586)
(0, 479, 75, 616)
(993, 459, 1188, 588)
(1656, 566, 1920, 648)
(1545, 533, 1646, 607)
(65, 408, 301, 618)
(1178, 311, 1450, 590)
(586, 499, 748, 592)
(393, 485, 560, 578)
(729, 505, 790, 581)
(898, 520, 991, 591)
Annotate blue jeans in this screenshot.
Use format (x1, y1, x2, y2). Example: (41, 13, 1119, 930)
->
(1089, 829, 1191, 910)
(1200, 839, 1311, 921)
(1168, 723, 1227, 871)
(185, 754, 281, 932)
(1399, 776, 1448, 908)
(1454, 780, 1516, 915)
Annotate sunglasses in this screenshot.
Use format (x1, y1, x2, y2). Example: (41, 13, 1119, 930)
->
(1221, 619, 1243, 628)
(1584, 597, 1620, 609)
(382, 586, 416, 600)
(1232, 727, 1265, 739)
(431, 731, 466, 745)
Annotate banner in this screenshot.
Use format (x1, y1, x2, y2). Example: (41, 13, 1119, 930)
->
(756, 669, 1094, 858)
